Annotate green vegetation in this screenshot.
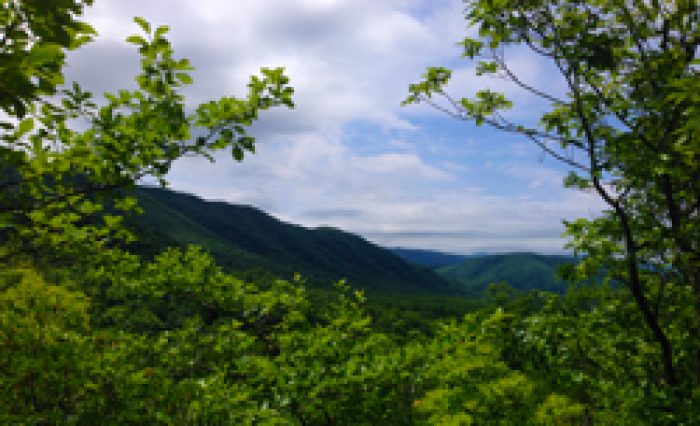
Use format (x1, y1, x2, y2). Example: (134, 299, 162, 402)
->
(407, 0, 699, 406)
(128, 186, 457, 295)
(392, 248, 578, 296)
(390, 247, 470, 269)
(437, 253, 576, 295)
(1, 1, 699, 424)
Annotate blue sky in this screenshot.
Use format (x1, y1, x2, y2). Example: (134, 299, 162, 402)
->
(65, 0, 603, 254)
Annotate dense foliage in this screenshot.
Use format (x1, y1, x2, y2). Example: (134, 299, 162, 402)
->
(406, 0, 700, 417)
(2, 1, 699, 424)
(1, 248, 594, 424)
(390, 248, 470, 269)
(437, 253, 576, 295)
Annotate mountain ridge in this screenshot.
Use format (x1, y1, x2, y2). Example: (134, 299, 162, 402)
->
(436, 252, 577, 294)
(128, 186, 459, 295)
(389, 247, 471, 269)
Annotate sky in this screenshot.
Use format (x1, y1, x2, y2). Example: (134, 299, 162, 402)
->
(64, 0, 604, 254)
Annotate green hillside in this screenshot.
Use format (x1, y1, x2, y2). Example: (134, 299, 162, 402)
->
(437, 253, 577, 294)
(127, 186, 458, 295)
(390, 247, 470, 268)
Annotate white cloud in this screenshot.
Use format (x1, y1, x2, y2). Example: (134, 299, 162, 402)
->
(501, 164, 566, 189)
(64, 0, 603, 254)
(68, 0, 465, 131)
(355, 153, 452, 180)
(166, 130, 604, 253)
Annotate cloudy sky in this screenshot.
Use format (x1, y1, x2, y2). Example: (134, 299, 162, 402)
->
(65, 0, 604, 254)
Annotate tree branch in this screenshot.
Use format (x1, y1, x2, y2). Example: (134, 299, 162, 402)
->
(491, 50, 568, 105)
(423, 92, 591, 172)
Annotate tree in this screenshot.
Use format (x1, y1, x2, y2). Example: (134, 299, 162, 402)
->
(0, 267, 93, 423)
(405, 0, 699, 392)
(0, 0, 96, 119)
(1, 5, 294, 268)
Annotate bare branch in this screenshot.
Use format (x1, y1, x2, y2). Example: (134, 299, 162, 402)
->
(420, 92, 591, 172)
(491, 50, 568, 105)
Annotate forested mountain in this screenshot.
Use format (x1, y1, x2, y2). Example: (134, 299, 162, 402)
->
(390, 247, 470, 268)
(436, 253, 577, 294)
(130, 188, 575, 296)
(391, 248, 577, 295)
(128, 186, 458, 295)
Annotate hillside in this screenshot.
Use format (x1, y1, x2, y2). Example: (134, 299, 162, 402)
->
(390, 247, 470, 269)
(127, 186, 458, 295)
(436, 253, 577, 294)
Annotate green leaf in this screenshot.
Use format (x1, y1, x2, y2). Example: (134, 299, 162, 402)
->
(28, 44, 62, 65)
(154, 25, 170, 39)
(476, 61, 498, 76)
(176, 72, 193, 84)
(134, 16, 151, 34)
(126, 35, 147, 46)
(459, 38, 483, 59)
(17, 118, 34, 135)
(232, 146, 244, 161)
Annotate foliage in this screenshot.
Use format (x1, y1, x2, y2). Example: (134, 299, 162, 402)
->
(437, 253, 576, 295)
(406, 0, 700, 401)
(0, 268, 92, 424)
(0, 247, 593, 425)
(413, 312, 585, 425)
(0, 0, 96, 118)
(1, 9, 293, 268)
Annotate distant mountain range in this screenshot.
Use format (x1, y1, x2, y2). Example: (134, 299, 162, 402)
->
(389, 248, 471, 269)
(127, 187, 458, 295)
(127, 186, 578, 297)
(391, 249, 576, 295)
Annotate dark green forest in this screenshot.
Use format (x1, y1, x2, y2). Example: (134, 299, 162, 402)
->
(2, 1, 699, 424)
(389, 248, 471, 269)
(436, 253, 577, 295)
